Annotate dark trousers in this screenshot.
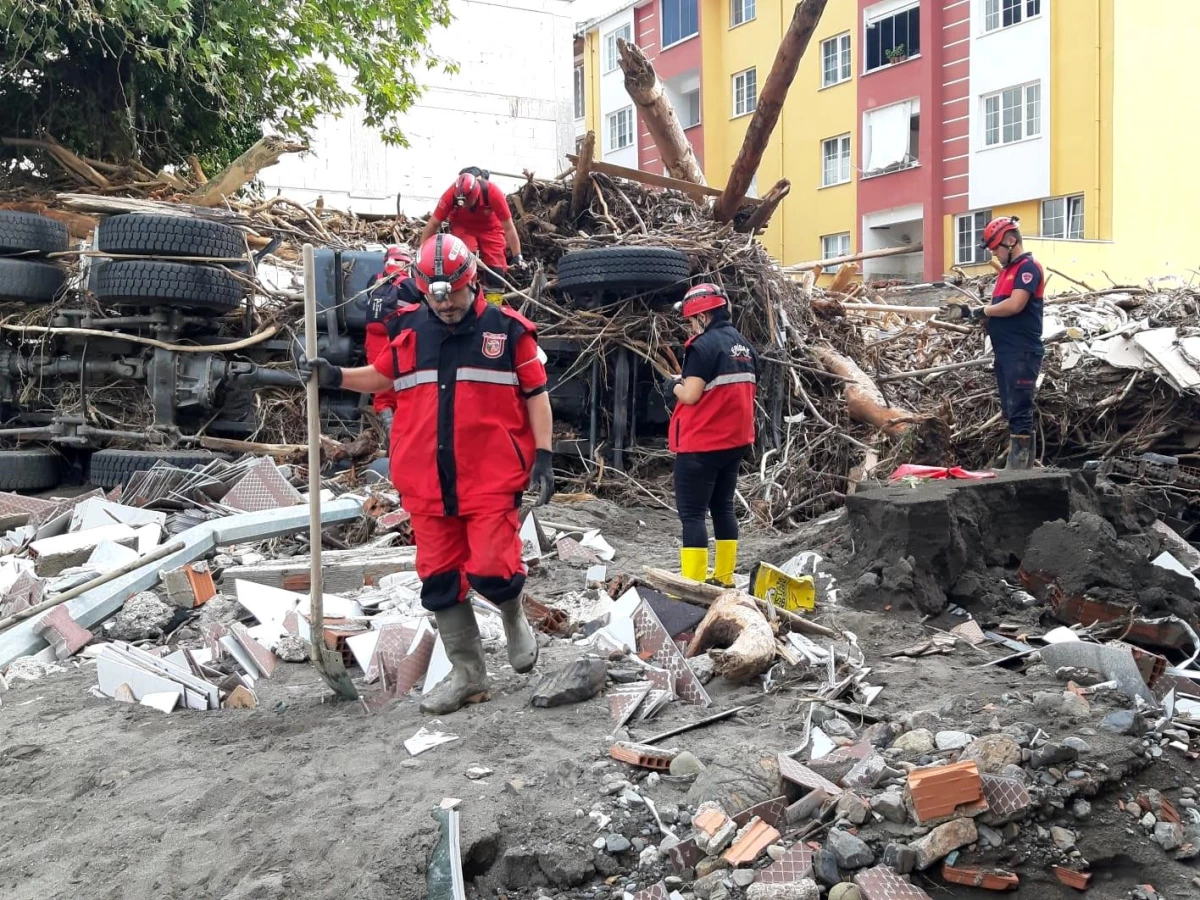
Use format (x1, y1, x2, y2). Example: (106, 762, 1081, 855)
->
(994, 351, 1043, 435)
(674, 445, 748, 548)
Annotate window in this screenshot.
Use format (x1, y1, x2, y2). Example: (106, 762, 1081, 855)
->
(733, 68, 757, 117)
(862, 99, 918, 176)
(1041, 195, 1085, 240)
(821, 33, 852, 87)
(607, 107, 634, 152)
(955, 210, 993, 265)
(822, 134, 852, 187)
(821, 233, 852, 270)
(747, 175, 759, 199)
(984, 0, 1041, 33)
(731, 0, 755, 26)
(603, 24, 632, 73)
(573, 65, 585, 120)
(662, 0, 699, 47)
(679, 88, 701, 128)
(865, 3, 919, 72)
(983, 82, 1040, 147)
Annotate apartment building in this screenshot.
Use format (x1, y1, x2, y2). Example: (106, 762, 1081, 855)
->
(577, 0, 1199, 284)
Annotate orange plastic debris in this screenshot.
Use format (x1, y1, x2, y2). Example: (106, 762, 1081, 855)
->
(942, 864, 1019, 891)
(1051, 867, 1092, 890)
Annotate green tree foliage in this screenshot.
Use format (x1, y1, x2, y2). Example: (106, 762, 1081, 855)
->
(0, 0, 454, 172)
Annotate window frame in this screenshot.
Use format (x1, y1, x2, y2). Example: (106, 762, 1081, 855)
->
(732, 67, 757, 118)
(679, 87, 702, 129)
(1041, 194, 1085, 240)
(606, 106, 635, 153)
(573, 65, 585, 121)
(864, 2, 920, 74)
(983, 0, 1042, 34)
(730, 0, 756, 28)
(661, 0, 700, 49)
(821, 32, 853, 88)
(821, 133, 852, 188)
(954, 209, 993, 265)
(982, 82, 1041, 148)
(603, 23, 632, 74)
(821, 232, 852, 271)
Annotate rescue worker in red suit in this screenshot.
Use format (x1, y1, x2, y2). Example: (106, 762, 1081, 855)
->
(361, 244, 422, 435)
(940, 216, 1045, 469)
(665, 284, 759, 587)
(300, 234, 555, 714)
(419, 169, 525, 293)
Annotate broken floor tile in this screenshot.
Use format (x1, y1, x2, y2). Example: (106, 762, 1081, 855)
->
(733, 795, 789, 830)
(754, 842, 814, 884)
(778, 753, 843, 797)
(610, 682, 652, 727)
(631, 882, 669, 900)
(853, 866, 932, 900)
(979, 772, 1032, 820)
(404, 726, 459, 756)
(223, 458, 302, 513)
(633, 600, 710, 707)
(667, 837, 704, 874)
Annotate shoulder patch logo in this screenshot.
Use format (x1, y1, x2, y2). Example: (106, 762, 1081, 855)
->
(481, 331, 507, 359)
(1021, 272, 1034, 285)
(730, 343, 752, 359)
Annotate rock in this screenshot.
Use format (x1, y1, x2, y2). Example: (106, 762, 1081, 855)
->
(823, 717, 857, 739)
(592, 851, 619, 877)
(960, 734, 1022, 774)
(904, 709, 941, 731)
(935, 730, 974, 751)
(1100, 709, 1143, 735)
(911, 818, 978, 869)
(812, 848, 841, 886)
(622, 789, 645, 807)
(1034, 691, 1066, 715)
(537, 847, 595, 887)
(3, 656, 63, 682)
(689, 654, 716, 685)
(658, 802, 680, 824)
(1050, 826, 1076, 850)
(108, 591, 174, 641)
(501, 847, 547, 889)
(1060, 692, 1091, 719)
(1071, 799, 1092, 821)
(787, 789, 827, 824)
(669, 751, 706, 777)
(1141, 812, 1157, 829)
(530, 657, 606, 707)
(659, 833, 681, 853)
(1153, 822, 1183, 851)
(746, 881, 819, 900)
(835, 792, 870, 826)
(882, 843, 916, 875)
(891, 729, 935, 755)
(693, 872, 726, 899)
(862, 722, 902, 748)
(977, 824, 1004, 848)
(827, 830, 875, 869)
(275, 633, 309, 662)
(638, 846, 659, 869)
(871, 791, 908, 824)
(685, 747, 782, 817)
(695, 856, 730, 878)
(605, 834, 632, 855)
(1030, 742, 1078, 770)
(728, 869, 757, 888)
(1063, 736, 1091, 754)
(829, 886, 864, 900)
(766, 844, 786, 861)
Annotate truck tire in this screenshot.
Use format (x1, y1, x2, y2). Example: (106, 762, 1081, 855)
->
(556, 246, 691, 294)
(96, 214, 245, 260)
(0, 448, 63, 491)
(0, 258, 66, 302)
(94, 260, 244, 312)
(89, 449, 219, 488)
(0, 211, 69, 255)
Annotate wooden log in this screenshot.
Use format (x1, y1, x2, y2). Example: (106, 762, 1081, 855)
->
(811, 299, 937, 318)
(814, 346, 917, 438)
(616, 39, 706, 185)
(190, 136, 307, 207)
(565, 155, 760, 206)
(570, 131, 596, 218)
(714, 0, 829, 222)
(2, 136, 112, 189)
(827, 262, 858, 294)
(57, 193, 254, 225)
(735, 178, 790, 234)
(687, 591, 777, 680)
(187, 154, 208, 184)
(784, 242, 923, 272)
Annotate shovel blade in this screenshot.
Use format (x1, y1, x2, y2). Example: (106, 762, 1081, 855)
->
(313, 647, 359, 700)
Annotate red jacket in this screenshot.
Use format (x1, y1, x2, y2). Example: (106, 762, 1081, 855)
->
(669, 320, 758, 453)
(433, 181, 511, 270)
(373, 293, 547, 516)
(362, 274, 422, 413)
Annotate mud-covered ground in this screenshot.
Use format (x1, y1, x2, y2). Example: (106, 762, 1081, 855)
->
(1, 495, 1197, 899)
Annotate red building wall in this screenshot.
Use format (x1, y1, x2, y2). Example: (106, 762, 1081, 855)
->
(634, 0, 705, 175)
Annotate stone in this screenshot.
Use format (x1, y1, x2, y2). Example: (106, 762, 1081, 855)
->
(693, 872, 726, 900)
(1034, 691, 1066, 715)
(766, 844, 786, 861)
(686, 748, 782, 817)
(658, 802, 680, 824)
(669, 751, 706, 777)
(537, 847, 595, 887)
(638, 846, 659, 869)
(1060, 692, 1091, 719)
(107, 590, 174, 641)
(827, 830, 875, 869)
(592, 851, 619, 877)
(1063, 736, 1091, 754)
(1140, 812, 1157, 829)
(977, 824, 1004, 848)
(881, 843, 916, 875)
(689, 654, 716, 685)
(275, 633, 309, 662)
(829, 886, 864, 900)
(891, 729, 935, 755)
(530, 657, 606, 707)
(1050, 827, 1076, 850)
(622, 789, 645, 807)
(904, 709, 942, 731)
(1153, 822, 1183, 851)
(746, 881, 819, 900)
(731, 869, 758, 888)
(836, 792, 870, 826)
(961, 735, 1022, 775)
(1072, 799, 1092, 821)
(862, 722, 902, 748)
(1100, 709, 1143, 735)
(605, 834, 632, 855)
(695, 857, 730, 878)
(787, 789, 828, 825)
(812, 848, 841, 886)
(935, 730, 974, 751)
(501, 846, 548, 889)
(1030, 743, 1079, 770)
(911, 818, 978, 869)
(871, 791, 908, 825)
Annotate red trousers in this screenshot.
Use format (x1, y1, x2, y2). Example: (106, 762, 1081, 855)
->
(454, 230, 508, 272)
(410, 508, 526, 611)
(365, 327, 397, 414)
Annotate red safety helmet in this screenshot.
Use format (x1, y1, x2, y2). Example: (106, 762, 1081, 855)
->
(454, 172, 483, 208)
(382, 244, 413, 277)
(677, 283, 728, 319)
(412, 233, 477, 294)
(981, 216, 1021, 251)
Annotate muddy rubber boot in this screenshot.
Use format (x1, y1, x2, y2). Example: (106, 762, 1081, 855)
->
(500, 596, 538, 674)
(680, 547, 708, 582)
(711, 540, 738, 588)
(420, 602, 490, 715)
(1006, 434, 1033, 470)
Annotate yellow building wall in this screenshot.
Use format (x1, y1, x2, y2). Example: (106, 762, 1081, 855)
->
(583, 30, 602, 141)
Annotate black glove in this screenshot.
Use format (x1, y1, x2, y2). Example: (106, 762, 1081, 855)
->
(380, 409, 394, 436)
(659, 373, 682, 405)
(506, 249, 527, 270)
(939, 303, 985, 323)
(297, 353, 343, 388)
(530, 449, 555, 507)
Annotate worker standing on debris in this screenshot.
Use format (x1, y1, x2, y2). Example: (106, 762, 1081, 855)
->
(299, 233, 554, 715)
(667, 284, 759, 588)
(941, 216, 1045, 469)
(420, 168, 525, 297)
(361, 245, 421, 436)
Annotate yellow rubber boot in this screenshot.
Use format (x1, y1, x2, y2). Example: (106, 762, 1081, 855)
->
(712, 540, 738, 588)
(680, 547, 709, 583)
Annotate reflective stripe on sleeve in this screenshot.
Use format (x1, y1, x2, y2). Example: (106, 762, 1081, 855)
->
(703, 372, 757, 392)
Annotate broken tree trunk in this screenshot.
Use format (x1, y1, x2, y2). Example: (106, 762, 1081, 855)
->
(190, 136, 307, 207)
(687, 591, 776, 680)
(714, 0, 829, 222)
(735, 178, 790, 234)
(571, 131, 596, 217)
(616, 39, 706, 185)
(784, 242, 924, 272)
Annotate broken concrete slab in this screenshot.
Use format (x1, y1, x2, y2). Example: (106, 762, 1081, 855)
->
(220, 545, 416, 592)
(71, 498, 166, 533)
(106, 591, 174, 641)
(30, 524, 139, 577)
(1039, 641, 1156, 704)
(86, 540, 141, 574)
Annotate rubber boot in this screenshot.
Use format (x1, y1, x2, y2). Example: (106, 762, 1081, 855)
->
(500, 596, 538, 674)
(680, 547, 708, 583)
(420, 602, 490, 715)
(1006, 434, 1033, 470)
(711, 540, 738, 588)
